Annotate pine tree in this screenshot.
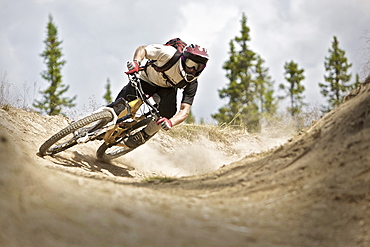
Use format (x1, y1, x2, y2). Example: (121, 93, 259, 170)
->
(212, 13, 276, 132)
(212, 13, 260, 131)
(103, 77, 112, 104)
(279, 60, 306, 116)
(34, 14, 76, 115)
(319, 36, 352, 112)
(255, 55, 277, 115)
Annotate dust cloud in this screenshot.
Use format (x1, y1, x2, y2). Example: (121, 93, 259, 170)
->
(116, 126, 292, 178)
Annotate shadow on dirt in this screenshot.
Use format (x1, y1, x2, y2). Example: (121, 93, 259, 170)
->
(49, 151, 133, 178)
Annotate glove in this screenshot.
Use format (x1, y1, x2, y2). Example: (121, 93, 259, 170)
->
(125, 60, 140, 75)
(157, 117, 172, 131)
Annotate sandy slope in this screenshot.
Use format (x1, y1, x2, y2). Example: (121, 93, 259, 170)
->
(1, 77, 369, 247)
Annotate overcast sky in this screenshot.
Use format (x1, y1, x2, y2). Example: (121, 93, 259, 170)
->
(1, 0, 369, 121)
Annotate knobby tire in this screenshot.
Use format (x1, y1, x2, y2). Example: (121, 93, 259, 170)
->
(39, 111, 113, 156)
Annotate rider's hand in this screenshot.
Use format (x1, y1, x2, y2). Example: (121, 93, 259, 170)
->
(157, 117, 172, 131)
(125, 60, 140, 75)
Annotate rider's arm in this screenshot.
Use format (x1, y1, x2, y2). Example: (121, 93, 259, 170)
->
(132, 45, 147, 63)
(169, 103, 191, 126)
(167, 80, 197, 126)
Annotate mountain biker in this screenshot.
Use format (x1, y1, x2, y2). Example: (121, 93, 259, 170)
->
(114, 40, 209, 148)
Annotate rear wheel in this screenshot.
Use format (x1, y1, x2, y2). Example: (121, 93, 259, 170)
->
(39, 111, 113, 156)
(96, 118, 152, 161)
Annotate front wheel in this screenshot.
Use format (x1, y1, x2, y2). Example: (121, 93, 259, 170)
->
(39, 110, 113, 156)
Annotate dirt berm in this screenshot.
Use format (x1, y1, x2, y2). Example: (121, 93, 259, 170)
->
(1, 77, 369, 247)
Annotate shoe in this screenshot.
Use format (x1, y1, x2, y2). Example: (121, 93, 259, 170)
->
(107, 98, 126, 115)
(112, 103, 126, 116)
(124, 130, 150, 148)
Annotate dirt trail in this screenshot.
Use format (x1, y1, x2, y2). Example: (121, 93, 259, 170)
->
(1, 78, 369, 247)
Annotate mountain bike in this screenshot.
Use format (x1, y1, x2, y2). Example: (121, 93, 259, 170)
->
(38, 72, 160, 161)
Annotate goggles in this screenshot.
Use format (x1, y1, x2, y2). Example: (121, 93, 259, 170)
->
(182, 57, 206, 75)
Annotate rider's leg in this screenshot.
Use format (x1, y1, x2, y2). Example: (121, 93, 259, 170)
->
(113, 80, 158, 115)
(124, 120, 160, 148)
(124, 87, 177, 148)
(115, 83, 136, 102)
(156, 87, 177, 118)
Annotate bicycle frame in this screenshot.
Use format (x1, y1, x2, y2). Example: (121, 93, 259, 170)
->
(103, 98, 143, 145)
(102, 73, 160, 147)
